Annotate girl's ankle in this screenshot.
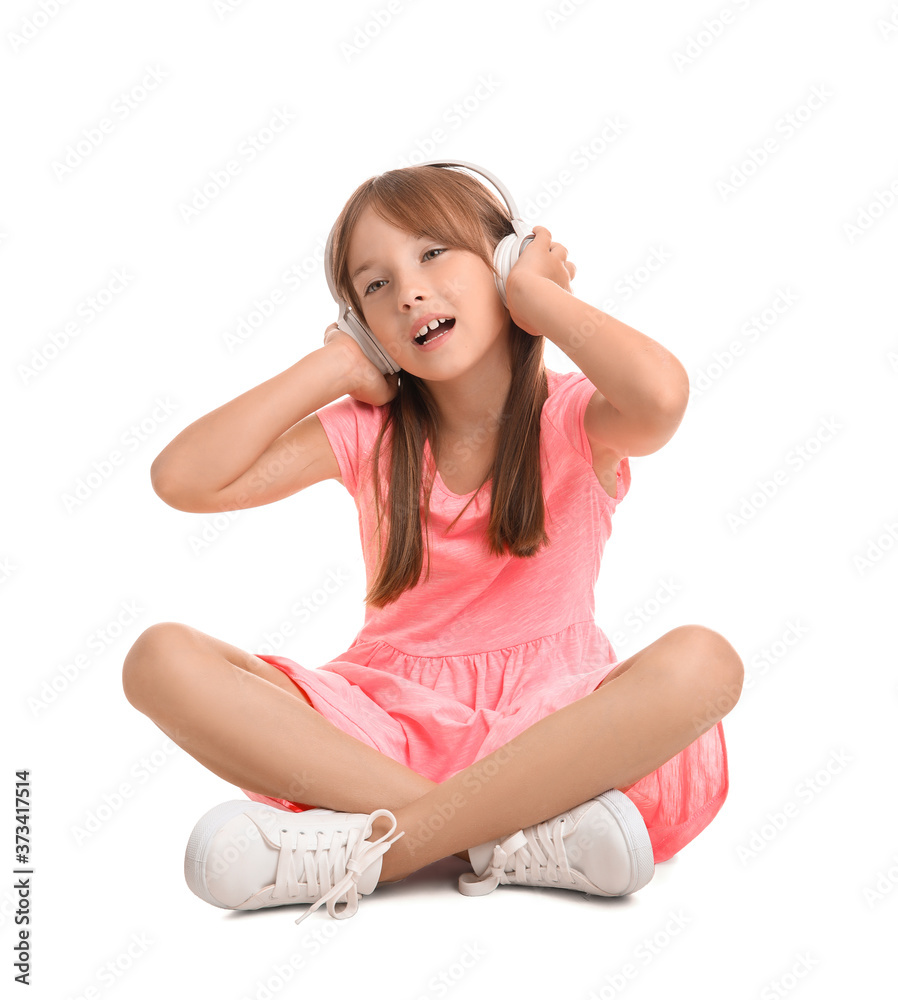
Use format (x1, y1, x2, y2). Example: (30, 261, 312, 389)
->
(369, 810, 410, 883)
(369, 813, 396, 842)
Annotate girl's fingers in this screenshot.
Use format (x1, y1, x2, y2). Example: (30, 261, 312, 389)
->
(534, 226, 575, 280)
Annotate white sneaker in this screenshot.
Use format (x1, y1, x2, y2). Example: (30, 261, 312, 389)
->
(457, 789, 654, 898)
(184, 800, 404, 925)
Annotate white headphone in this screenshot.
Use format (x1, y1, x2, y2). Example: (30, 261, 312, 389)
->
(323, 159, 535, 376)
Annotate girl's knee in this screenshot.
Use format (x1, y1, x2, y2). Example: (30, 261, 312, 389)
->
(121, 621, 193, 709)
(665, 626, 744, 685)
(656, 627, 743, 723)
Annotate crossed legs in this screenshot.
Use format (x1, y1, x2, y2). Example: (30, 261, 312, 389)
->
(121, 623, 467, 859)
(121, 622, 743, 886)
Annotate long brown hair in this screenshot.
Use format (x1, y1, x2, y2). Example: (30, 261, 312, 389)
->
(330, 165, 550, 609)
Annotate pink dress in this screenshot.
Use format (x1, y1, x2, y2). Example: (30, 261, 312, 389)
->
(241, 368, 728, 863)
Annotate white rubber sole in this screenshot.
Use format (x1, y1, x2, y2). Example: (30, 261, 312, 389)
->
(592, 788, 655, 895)
(184, 799, 272, 909)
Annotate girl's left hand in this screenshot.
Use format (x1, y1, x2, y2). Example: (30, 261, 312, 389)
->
(505, 226, 576, 335)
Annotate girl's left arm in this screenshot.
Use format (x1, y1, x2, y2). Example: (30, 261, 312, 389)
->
(506, 227, 690, 457)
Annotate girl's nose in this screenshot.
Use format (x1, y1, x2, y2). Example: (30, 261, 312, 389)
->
(397, 284, 427, 309)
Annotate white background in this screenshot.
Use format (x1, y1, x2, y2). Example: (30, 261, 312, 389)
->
(4, 0, 898, 997)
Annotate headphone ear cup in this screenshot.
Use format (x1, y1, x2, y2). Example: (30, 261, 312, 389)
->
(493, 232, 534, 307)
(325, 216, 400, 376)
(339, 311, 400, 376)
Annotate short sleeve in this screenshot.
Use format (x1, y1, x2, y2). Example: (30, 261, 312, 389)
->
(314, 394, 386, 499)
(545, 370, 632, 507)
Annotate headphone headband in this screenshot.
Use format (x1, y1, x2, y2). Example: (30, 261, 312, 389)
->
(413, 159, 525, 229)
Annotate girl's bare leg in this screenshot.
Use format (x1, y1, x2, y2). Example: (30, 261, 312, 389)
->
(372, 625, 744, 884)
(121, 622, 472, 861)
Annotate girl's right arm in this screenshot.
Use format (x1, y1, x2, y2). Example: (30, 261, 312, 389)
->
(150, 331, 396, 513)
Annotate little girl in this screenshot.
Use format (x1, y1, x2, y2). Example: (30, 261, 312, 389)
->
(122, 163, 743, 928)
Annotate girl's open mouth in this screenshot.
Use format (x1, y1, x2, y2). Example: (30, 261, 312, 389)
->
(414, 317, 455, 350)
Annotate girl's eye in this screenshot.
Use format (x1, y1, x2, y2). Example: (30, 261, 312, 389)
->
(363, 248, 448, 296)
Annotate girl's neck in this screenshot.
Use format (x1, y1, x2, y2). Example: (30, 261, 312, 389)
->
(424, 346, 512, 438)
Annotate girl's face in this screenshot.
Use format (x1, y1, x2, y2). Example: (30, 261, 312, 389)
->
(346, 204, 511, 378)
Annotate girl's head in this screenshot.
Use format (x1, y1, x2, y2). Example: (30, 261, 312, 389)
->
(328, 165, 550, 609)
(330, 164, 518, 378)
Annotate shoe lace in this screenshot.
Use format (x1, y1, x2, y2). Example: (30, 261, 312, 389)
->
(265, 808, 404, 925)
(457, 816, 575, 896)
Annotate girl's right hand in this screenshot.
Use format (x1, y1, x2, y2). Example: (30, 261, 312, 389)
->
(323, 322, 400, 407)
